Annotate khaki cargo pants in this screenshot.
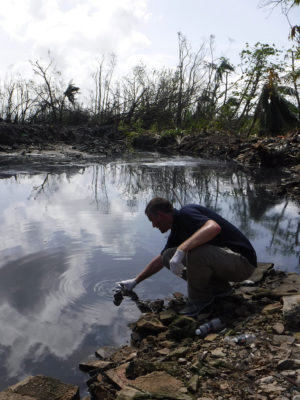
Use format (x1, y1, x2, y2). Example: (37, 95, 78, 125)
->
(162, 244, 255, 302)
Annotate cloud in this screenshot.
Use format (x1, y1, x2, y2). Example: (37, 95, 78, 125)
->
(0, 167, 144, 263)
(0, 0, 297, 90)
(0, 0, 149, 44)
(0, 0, 151, 87)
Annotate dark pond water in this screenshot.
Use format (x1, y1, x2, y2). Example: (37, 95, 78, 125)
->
(0, 152, 299, 395)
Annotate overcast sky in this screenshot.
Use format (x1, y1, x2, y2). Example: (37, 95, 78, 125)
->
(0, 0, 297, 96)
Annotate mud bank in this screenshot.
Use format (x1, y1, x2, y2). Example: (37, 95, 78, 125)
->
(0, 122, 299, 202)
(132, 130, 300, 202)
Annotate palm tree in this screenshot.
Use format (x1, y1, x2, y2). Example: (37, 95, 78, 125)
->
(248, 70, 298, 135)
(64, 83, 80, 105)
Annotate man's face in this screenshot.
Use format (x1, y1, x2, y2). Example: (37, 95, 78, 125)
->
(147, 211, 171, 233)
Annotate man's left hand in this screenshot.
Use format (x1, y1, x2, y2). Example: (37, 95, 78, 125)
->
(170, 249, 185, 277)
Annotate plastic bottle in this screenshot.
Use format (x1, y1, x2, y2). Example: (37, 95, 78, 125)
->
(113, 289, 124, 306)
(224, 333, 256, 345)
(195, 318, 224, 337)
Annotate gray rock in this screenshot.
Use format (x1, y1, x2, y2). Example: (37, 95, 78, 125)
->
(116, 386, 147, 400)
(247, 262, 274, 283)
(0, 375, 79, 400)
(187, 375, 199, 393)
(262, 302, 282, 314)
(159, 309, 177, 325)
(211, 348, 226, 358)
(277, 359, 300, 371)
(272, 335, 295, 345)
(168, 346, 189, 359)
(131, 371, 193, 399)
(133, 315, 167, 336)
(95, 345, 118, 359)
(168, 316, 197, 339)
(272, 323, 285, 334)
(79, 359, 114, 372)
(282, 295, 300, 329)
(104, 363, 130, 389)
(272, 275, 300, 297)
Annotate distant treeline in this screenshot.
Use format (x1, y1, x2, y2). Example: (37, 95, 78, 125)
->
(0, 34, 299, 137)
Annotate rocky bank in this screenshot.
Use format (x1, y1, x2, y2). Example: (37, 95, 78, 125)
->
(2, 263, 300, 399)
(76, 262, 300, 400)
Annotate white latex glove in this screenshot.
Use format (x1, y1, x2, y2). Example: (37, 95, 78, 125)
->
(169, 249, 185, 277)
(116, 278, 137, 292)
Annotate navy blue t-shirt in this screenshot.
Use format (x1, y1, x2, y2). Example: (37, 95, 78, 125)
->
(162, 204, 257, 267)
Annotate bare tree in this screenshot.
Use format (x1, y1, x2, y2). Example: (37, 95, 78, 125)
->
(259, 0, 300, 44)
(30, 54, 79, 123)
(30, 57, 59, 121)
(175, 32, 206, 127)
(3, 79, 16, 122)
(90, 53, 117, 122)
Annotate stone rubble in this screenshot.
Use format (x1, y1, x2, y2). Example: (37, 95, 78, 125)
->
(0, 265, 299, 399)
(0, 375, 79, 400)
(76, 262, 300, 400)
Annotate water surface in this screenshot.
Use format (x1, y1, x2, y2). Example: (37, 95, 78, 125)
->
(0, 152, 299, 394)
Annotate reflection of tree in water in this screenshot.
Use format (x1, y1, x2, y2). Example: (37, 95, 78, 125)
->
(109, 163, 222, 208)
(227, 173, 299, 263)
(102, 161, 299, 265)
(90, 165, 110, 213)
(17, 159, 299, 267)
(27, 167, 87, 200)
(261, 200, 300, 261)
(246, 181, 282, 221)
(29, 174, 50, 199)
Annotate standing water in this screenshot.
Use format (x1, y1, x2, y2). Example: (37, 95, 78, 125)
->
(0, 152, 299, 394)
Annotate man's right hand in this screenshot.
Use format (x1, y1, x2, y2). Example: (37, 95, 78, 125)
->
(116, 278, 137, 292)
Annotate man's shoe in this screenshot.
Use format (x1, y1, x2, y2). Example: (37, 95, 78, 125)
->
(178, 297, 214, 317)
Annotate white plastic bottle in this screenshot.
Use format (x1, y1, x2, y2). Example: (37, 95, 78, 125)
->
(224, 333, 256, 345)
(195, 318, 224, 337)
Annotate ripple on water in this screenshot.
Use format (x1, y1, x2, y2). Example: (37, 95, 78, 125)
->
(57, 264, 120, 321)
(93, 279, 116, 301)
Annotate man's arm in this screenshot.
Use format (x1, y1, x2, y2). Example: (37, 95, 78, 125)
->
(116, 254, 164, 291)
(135, 254, 164, 284)
(178, 219, 221, 252)
(168, 219, 221, 276)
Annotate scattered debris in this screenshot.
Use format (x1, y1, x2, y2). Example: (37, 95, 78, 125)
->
(77, 262, 300, 399)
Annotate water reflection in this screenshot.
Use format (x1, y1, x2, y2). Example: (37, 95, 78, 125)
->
(0, 153, 299, 392)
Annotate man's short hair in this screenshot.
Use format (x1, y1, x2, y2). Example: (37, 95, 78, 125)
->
(145, 197, 173, 215)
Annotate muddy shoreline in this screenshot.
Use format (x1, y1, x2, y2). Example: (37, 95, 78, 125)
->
(0, 122, 299, 203)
